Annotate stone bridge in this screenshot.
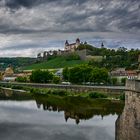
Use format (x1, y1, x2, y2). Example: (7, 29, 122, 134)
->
(0, 80, 139, 94)
(116, 79, 140, 140)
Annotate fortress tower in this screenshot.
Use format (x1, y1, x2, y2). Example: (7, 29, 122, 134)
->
(65, 38, 81, 51)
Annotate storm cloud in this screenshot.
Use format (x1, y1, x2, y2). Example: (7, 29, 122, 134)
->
(0, 0, 139, 57)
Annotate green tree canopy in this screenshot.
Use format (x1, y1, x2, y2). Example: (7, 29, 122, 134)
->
(63, 65, 109, 84)
(30, 69, 53, 83)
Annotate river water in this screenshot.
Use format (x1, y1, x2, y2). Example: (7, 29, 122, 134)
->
(0, 89, 139, 140)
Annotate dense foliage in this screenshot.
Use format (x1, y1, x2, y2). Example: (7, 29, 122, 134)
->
(16, 76, 28, 82)
(88, 47, 140, 70)
(52, 76, 61, 84)
(0, 57, 36, 70)
(89, 92, 108, 99)
(30, 70, 53, 83)
(63, 65, 109, 84)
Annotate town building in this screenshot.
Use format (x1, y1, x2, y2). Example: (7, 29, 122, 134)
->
(3, 66, 17, 81)
(110, 68, 138, 83)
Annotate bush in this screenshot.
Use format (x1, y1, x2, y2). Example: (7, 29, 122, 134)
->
(111, 77, 118, 85)
(121, 78, 127, 85)
(16, 76, 27, 82)
(11, 85, 24, 90)
(119, 93, 125, 101)
(51, 90, 66, 96)
(89, 92, 107, 99)
(30, 88, 66, 96)
(53, 76, 61, 84)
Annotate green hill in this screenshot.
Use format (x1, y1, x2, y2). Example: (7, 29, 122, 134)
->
(24, 56, 87, 70)
(0, 57, 36, 71)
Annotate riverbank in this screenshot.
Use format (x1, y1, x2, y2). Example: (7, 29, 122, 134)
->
(0, 84, 125, 101)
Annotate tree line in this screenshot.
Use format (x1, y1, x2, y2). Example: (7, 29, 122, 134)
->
(63, 65, 109, 84)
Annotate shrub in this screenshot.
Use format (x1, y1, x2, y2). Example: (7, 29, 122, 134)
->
(53, 76, 61, 84)
(11, 85, 24, 90)
(119, 93, 125, 101)
(51, 90, 66, 96)
(89, 92, 107, 99)
(16, 76, 27, 82)
(111, 77, 118, 85)
(121, 78, 127, 85)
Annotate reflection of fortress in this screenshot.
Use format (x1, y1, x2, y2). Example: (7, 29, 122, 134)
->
(35, 99, 123, 125)
(36, 101, 89, 125)
(116, 81, 140, 140)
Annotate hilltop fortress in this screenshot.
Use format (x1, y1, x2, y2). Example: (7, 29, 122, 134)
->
(65, 38, 81, 52)
(37, 38, 88, 60)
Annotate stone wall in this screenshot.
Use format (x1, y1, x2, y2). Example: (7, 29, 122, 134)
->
(126, 79, 140, 93)
(116, 79, 140, 140)
(116, 87, 140, 140)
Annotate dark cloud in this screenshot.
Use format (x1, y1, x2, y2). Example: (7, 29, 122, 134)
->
(2, 0, 45, 9)
(0, 0, 139, 33)
(2, 0, 87, 9)
(0, 0, 139, 57)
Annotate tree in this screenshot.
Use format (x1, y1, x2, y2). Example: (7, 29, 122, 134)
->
(53, 76, 61, 84)
(121, 78, 127, 85)
(63, 67, 69, 81)
(62, 65, 109, 84)
(30, 69, 53, 83)
(111, 77, 118, 85)
(90, 68, 109, 84)
(69, 65, 93, 84)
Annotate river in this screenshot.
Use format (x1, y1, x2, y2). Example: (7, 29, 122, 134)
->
(0, 88, 139, 140)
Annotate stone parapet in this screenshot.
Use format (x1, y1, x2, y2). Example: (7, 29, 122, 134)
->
(126, 79, 140, 93)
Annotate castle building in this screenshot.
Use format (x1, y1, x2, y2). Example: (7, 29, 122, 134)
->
(64, 38, 81, 52)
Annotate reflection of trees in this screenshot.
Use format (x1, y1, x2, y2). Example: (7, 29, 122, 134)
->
(116, 92, 140, 140)
(35, 96, 124, 125)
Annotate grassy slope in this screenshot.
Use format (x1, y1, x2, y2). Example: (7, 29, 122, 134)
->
(24, 57, 87, 70)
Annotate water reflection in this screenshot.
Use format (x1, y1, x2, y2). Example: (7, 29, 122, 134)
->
(116, 91, 140, 140)
(34, 95, 124, 125)
(0, 89, 122, 140)
(0, 87, 140, 139)
(0, 88, 124, 125)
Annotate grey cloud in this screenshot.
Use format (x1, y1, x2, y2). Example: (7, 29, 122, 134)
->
(1, 0, 87, 9)
(0, 0, 139, 34)
(0, 0, 140, 57)
(1, 0, 46, 9)
(0, 44, 42, 51)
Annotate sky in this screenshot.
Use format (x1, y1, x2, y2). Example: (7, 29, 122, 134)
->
(0, 0, 140, 57)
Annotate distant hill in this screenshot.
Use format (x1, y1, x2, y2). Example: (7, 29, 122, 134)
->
(24, 56, 87, 70)
(0, 57, 36, 71)
(1, 45, 139, 71)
